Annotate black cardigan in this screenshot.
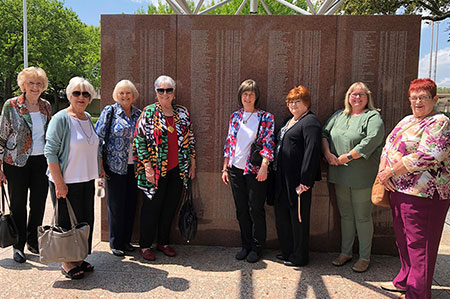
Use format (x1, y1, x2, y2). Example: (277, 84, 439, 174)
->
(275, 111, 322, 206)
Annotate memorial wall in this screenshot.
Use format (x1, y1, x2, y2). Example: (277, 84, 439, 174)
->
(101, 15, 421, 254)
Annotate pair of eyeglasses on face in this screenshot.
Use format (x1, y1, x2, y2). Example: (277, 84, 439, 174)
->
(350, 93, 367, 98)
(287, 100, 302, 105)
(119, 91, 132, 96)
(26, 81, 43, 88)
(156, 88, 174, 95)
(72, 91, 91, 98)
(409, 96, 431, 102)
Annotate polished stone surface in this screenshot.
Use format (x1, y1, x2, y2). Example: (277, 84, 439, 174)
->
(101, 15, 421, 254)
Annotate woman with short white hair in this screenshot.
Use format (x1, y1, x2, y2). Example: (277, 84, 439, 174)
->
(95, 79, 142, 257)
(0, 67, 52, 263)
(45, 77, 104, 279)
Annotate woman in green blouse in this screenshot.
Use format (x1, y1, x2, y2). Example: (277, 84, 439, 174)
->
(322, 82, 384, 273)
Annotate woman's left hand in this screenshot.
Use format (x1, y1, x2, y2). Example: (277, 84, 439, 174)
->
(99, 168, 106, 179)
(295, 184, 310, 195)
(256, 165, 268, 182)
(189, 158, 196, 180)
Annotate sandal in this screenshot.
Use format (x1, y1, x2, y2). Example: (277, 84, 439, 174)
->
(79, 261, 94, 272)
(61, 266, 84, 280)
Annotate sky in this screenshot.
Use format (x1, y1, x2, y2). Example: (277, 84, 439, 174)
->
(63, 0, 450, 88)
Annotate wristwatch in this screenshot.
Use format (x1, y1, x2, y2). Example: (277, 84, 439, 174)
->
(347, 153, 353, 161)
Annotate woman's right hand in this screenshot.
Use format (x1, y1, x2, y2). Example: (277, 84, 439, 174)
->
(145, 162, 156, 185)
(221, 170, 229, 185)
(0, 169, 7, 184)
(324, 152, 339, 166)
(55, 182, 68, 198)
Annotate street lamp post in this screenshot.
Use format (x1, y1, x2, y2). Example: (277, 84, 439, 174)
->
(23, 0, 28, 68)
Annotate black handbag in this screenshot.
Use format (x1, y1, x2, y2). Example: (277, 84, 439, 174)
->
(250, 119, 263, 165)
(0, 183, 19, 248)
(178, 180, 197, 242)
(102, 105, 115, 170)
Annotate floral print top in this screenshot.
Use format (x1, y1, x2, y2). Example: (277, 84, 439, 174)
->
(0, 94, 51, 166)
(95, 103, 142, 175)
(133, 102, 196, 200)
(381, 113, 450, 199)
(223, 108, 275, 174)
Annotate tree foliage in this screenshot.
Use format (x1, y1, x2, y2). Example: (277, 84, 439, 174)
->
(341, 0, 450, 22)
(0, 0, 100, 110)
(140, 0, 307, 15)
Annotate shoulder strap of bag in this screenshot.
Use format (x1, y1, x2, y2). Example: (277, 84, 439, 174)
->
(1, 183, 11, 213)
(53, 197, 79, 228)
(255, 114, 262, 144)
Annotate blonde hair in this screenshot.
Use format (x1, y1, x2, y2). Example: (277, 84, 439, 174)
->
(66, 77, 96, 103)
(112, 80, 139, 103)
(343, 82, 376, 114)
(17, 67, 49, 92)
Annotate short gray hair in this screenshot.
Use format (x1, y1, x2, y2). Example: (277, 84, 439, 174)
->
(154, 75, 176, 90)
(17, 67, 49, 92)
(112, 80, 139, 103)
(66, 77, 96, 103)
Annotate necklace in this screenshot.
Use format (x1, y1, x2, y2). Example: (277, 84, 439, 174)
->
(243, 111, 254, 124)
(76, 118, 94, 144)
(166, 116, 175, 133)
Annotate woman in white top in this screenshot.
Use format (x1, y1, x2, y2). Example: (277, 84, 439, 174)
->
(44, 77, 104, 280)
(0, 67, 51, 263)
(222, 79, 275, 263)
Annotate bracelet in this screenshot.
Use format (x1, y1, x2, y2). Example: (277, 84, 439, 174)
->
(221, 169, 228, 173)
(390, 167, 396, 176)
(262, 158, 270, 165)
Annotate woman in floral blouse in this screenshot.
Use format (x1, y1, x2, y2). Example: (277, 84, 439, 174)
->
(95, 80, 142, 257)
(222, 79, 275, 263)
(377, 78, 450, 299)
(134, 75, 196, 261)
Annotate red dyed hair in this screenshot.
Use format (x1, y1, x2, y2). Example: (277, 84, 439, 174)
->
(409, 78, 437, 98)
(286, 85, 311, 108)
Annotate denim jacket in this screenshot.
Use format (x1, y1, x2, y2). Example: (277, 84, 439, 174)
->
(0, 94, 51, 166)
(95, 103, 142, 175)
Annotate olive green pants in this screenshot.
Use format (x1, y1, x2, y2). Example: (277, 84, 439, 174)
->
(335, 184, 373, 259)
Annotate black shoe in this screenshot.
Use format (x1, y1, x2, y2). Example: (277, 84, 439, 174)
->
(284, 261, 298, 267)
(276, 254, 288, 261)
(246, 251, 260, 263)
(13, 249, 26, 263)
(111, 248, 125, 256)
(27, 244, 39, 254)
(123, 243, 135, 252)
(235, 248, 249, 260)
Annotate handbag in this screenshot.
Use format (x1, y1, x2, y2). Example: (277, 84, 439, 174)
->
(0, 184, 19, 248)
(178, 180, 197, 242)
(371, 179, 390, 208)
(38, 197, 90, 263)
(250, 118, 263, 165)
(102, 105, 115, 170)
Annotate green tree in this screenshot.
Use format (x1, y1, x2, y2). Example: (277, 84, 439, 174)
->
(140, 0, 307, 15)
(340, 0, 449, 21)
(0, 0, 100, 111)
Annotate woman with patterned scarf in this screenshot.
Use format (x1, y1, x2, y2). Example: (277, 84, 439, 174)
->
(134, 75, 196, 261)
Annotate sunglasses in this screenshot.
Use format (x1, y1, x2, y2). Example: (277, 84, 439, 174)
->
(72, 91, 91, 98)
(156, 88, 174, 95)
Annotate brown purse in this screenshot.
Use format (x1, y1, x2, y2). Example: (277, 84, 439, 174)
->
(371, 179, 390, 207)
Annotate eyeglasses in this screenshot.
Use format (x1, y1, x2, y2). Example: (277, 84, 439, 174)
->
(409, 96, 431, 102)
(26, 81, 43, 88)
(72, 91, 91, 98)
(119, 91, 132, 96)
(287, 100, 302, 105)
(156, 88, 174, 95)
(350, 93, 367, 98)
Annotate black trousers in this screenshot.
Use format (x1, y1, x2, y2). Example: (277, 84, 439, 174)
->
(106, 165, 138, 250)
(228, 166, 267, 252)
(274, 187, 312, 266)
(50, 180, 95, 254)
(3, 155, 48, 251)
(140, 166, 183, 248)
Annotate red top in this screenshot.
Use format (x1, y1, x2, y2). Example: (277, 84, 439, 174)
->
(166, 116, 179, 170)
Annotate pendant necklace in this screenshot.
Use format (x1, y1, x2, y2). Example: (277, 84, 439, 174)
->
(166, 116, 175, 133)
(243, 111, 254, 124)
(77, 118, 94, 144)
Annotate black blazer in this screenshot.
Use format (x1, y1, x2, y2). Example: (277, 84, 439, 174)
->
(275, 111, 322, 206)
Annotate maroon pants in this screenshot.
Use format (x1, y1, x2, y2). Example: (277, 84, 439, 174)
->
(390, 191, 450, 299)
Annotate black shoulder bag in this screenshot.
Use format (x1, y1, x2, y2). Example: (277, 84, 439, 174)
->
(0, 183, 19, 248)
(102, 105, 115, 171)
(250, 119, 263, 166)
(178, 180, 197, 242)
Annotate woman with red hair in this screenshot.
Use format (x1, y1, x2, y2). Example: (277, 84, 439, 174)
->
(273, 85, 322, 267)
(377, 78, 450, 298)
